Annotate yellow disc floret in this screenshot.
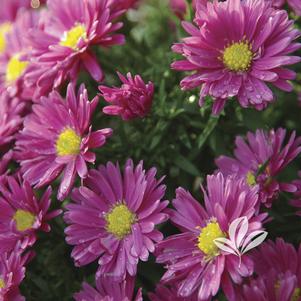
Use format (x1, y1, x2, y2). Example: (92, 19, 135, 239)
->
(5, 54, 28, 83)
(56, 128, 81, 156)
(105, 204, 136, 239)
(246, 171, 256, 186)
(223, 41, 253, 72)
(197, 221, 225, 258)
(0, 278, 5, 289)
(60, 24, 87, 50)
(0, 22, 11, 53)
(13, 209, 35, 232)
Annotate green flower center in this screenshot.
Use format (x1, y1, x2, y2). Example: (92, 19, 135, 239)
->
(223, 41, 253, 72)
(56, 128, 81, 156)
(246, 171, 256, 186)
(197, 221, 225, 259)
(60, 24, 87, 50)
(13, 209, 35, 232)
(105, 204, 136, 239)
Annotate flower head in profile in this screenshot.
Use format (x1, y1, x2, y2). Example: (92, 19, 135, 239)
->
(64, 159, 168, 281)
(288, 0, 301, 16)
(0, 10, 38, 99)
(26, 0, 125, 98)
(0, 93, 24, 150)
(171, 0, 301, 114)
(169, 0, 198, 20)
(156, 173, 267, 300)
(149, 284, 199, 301)
(0, 174, 61, 253)
(15, 83, 112, 201)
(290, 171, 301, 216)
(99, 72, 154, 121)
(234, 238, 301, 301)
(74, 274, 142, 301)
(0, 247, 30, 301)
(216, 128, 301, 207)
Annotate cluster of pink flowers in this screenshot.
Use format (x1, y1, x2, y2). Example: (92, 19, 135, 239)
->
(0, 0, 300, 300)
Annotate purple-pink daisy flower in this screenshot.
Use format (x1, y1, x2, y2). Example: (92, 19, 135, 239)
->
(171, 0, 301, 114)
(216, 128, 301, 207)
(74, 274, 142, 301)
(149, 284, 199, 301)
(288, 0, 301, 16)
(234, 238, 301, 301)
(15, 83, 112, 201)
(25, 0, 125, 98)
(99, 72, 154, 120)
(290, 171, 301, 216)
(156, 172, 267, 300)
(0, 10, 38, 99)
(0, 247, 30, 301)
(0, 174, 61, 253)
(64, 159, 168, 281)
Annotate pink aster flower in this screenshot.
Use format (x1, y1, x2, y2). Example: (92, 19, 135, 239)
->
(149, 284, 199, 301)
(99, 72, 154, 120)
(0, 247, 30, 301)
(216, 128, 301, 207)
(25, 0, 125, 98)
(290, 171, 301, 216)
(234, 238, 301, 301)
(0, 174, 61, 253)
(74, 274, 142, 301)
(109, 0, 139, 11)
(15, 83, 112, 201)
(169, 0, 198, 20)
(171, 0, 301, 114)
(0, 0, 32, 23)
(0, 10, 39, 99)
(0, 94, 24, 149)
(64, 159, 168, 281)
(288, 0, 301, 16)
(156, 173, 267, 300)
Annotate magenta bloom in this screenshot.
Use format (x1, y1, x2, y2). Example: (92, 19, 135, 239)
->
(290, 171, 301, 216)
(0, 10, 38, 99)
(25, 0, 125, 98)
(288, 0, 301, 16)
(64, 159, 168, 280)
(171, 0, 301, 114)
(156, 173, 267, 300)
(234, 238, 301, 301)
(109, 0, 139, 11)
(0, 0, 32, 23)
(0, 94, 24, 149)
(149, 284, 199, 301)
(0, 248, 29, 301)
(216, 128, 301, 207)
(169, 0, 198, 20)
(15, 83, 112, 201)
(74, 274, 142, 301)
(99, 72, 154, 121)
(0, 174, 61, 253)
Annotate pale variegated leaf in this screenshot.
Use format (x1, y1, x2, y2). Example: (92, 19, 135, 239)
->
(241, 231, 268, 254)
(213, 237, 239, 256)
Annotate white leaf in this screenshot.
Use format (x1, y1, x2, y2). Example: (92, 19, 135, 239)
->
(214, 237, 240, 256)
(241, 231, 268, 254)
(229, 216, 249, 248)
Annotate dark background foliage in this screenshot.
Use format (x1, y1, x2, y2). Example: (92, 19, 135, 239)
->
(20, 1, 301, 299)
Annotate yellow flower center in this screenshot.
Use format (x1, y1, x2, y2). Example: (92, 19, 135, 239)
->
(197, 221, 225, 258)
(223, 41, 253, 72)
(0, 22, 11, 53)
(246, 171, 256, 186)
(0, 278, 5, 289)
(5, 54, 28, 83)
(56, 128, 81, 156)
(60, 24, 87, 50)
(105, 204, 136, 239)
(13, 209, 35, 232)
